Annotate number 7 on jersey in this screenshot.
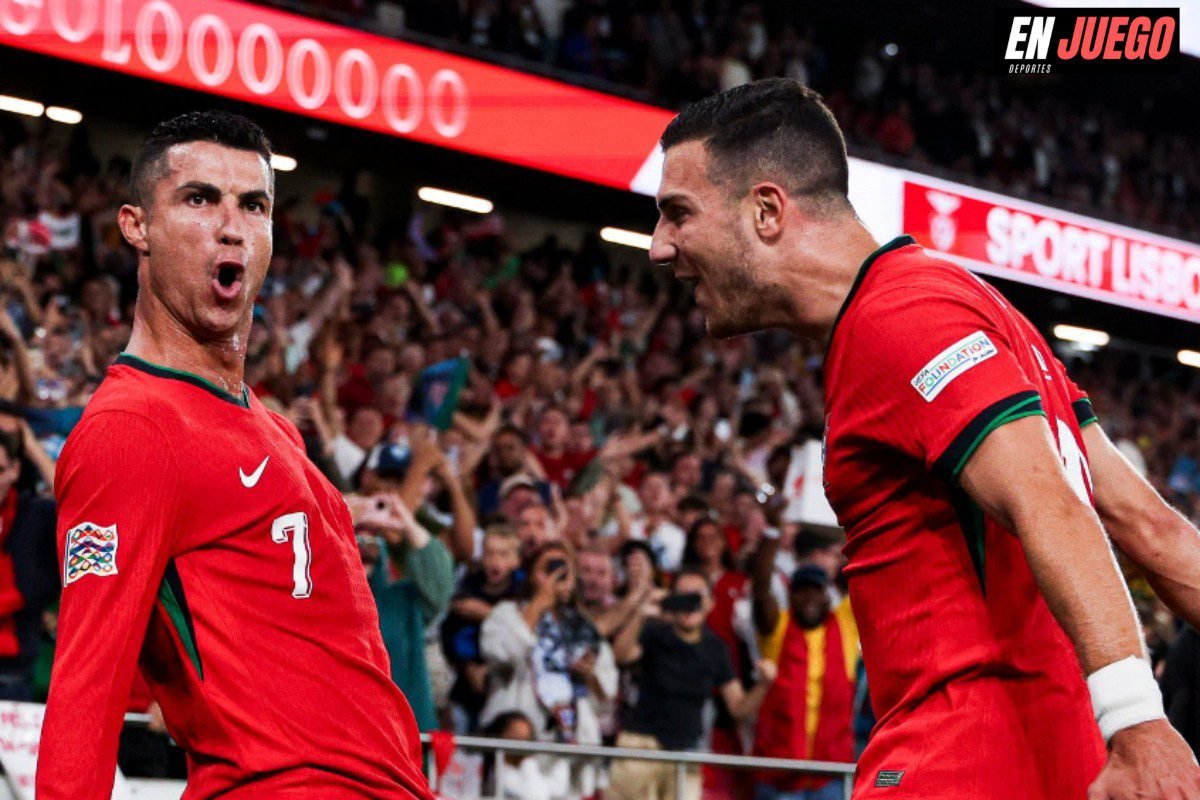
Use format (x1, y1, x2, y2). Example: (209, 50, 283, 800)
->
(272, 512, 312, 598)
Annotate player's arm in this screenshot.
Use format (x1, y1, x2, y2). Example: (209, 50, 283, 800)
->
(36, 412, 180, 800)
(1082, 422, 1200, 629)
(960, 417, 1200, 798)
(844, 285, 1199, 799)
(960, 416, 1142, 674)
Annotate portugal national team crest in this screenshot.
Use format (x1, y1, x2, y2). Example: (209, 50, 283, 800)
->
(64, 522, 118, 585)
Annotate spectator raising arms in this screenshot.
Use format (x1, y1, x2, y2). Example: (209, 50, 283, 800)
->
(352, 492, 455, 733)
(610, 567, 776, 800)
(751, 533, 857, 800)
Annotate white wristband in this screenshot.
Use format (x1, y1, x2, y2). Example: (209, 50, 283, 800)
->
(1086, 655, 1165, 743)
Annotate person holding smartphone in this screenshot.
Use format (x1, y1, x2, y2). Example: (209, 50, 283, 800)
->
(610, 567, 777, 800)
(479, 542, 618, 746)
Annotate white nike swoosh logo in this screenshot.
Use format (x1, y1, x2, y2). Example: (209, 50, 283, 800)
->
(240, 457, 270, 488)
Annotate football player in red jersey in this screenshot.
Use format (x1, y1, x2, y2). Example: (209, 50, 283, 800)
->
(38, 112, 434, 800)
(650, 78, 1200, 800)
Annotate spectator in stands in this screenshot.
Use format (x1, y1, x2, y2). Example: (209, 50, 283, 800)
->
(0, 429, 56, 701)
(362, 424, 479, 563)
(619, 538, 661, 594)
(480, 541, 618, 744)
(353, 492, 455, 732)
(751, 535, 857, 800)
(513, 493, 561, 557)
(533, 406, 591, 490)
(441, 526, 524, 732)
(610, 567, 776, 800)
(532, 404, 664, 493)
(628, 471, 687, 573)
(576, 545, 616, 618)
(332, 405, 385, 485)
(580, 543, 663, 642)
(477, 424, 552, 520)
(482, 709, 567, 800)
(794, 530, 848, 606)
(682, 516, 753, 797)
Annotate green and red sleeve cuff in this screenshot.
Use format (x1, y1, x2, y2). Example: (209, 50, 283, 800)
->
(933, 390, 1046, 482)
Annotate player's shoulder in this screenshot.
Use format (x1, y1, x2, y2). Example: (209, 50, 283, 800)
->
(63, 364, 188, 463)
(861, 239, 997, 311)
(838, 238, 1010, 342)
(258, 399, 304, 449)
(79, 363, 189, 435)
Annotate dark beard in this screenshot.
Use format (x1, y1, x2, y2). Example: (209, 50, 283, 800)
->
(706, 244, 764, 339)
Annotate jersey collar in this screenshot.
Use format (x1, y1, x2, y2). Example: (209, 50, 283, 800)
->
(826, 234, 917, 350)
(115, 353, 251, 408)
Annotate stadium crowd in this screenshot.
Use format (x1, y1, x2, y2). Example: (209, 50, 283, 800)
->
(265, 0, 1200, 240)
(1, 108, 1199, 798)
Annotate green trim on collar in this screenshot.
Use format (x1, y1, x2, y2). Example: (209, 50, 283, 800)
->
(116, 353, 250, 408)
(827, 234, 917, 349)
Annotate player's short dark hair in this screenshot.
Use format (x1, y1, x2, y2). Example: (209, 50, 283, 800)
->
(660, 78, 849, 211)
(131, 110, 274, 206)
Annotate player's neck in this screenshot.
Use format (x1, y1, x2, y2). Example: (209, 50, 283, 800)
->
(780, 218, 881, 345)
(125, 305, 249, 398)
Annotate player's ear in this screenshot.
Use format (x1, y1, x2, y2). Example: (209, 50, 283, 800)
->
(118, 203, 150, 256)
(750, 182, 786, 242)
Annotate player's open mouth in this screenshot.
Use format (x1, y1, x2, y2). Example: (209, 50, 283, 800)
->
(212, 261, 245, 301)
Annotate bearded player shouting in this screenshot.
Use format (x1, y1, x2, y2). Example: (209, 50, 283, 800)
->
(651, 79, 1200, 800)
(37, 112, 433, 800)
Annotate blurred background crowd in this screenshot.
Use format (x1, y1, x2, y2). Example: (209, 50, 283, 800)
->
(0, 1, 1199, 799)
(270, 0, 1200, 240)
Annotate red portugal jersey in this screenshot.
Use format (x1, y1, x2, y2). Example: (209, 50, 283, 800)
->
(38, 354, 433, 800)
(823, 236, 1106, 800)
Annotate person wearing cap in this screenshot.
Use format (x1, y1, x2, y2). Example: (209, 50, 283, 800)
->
(362, 424, 479, 563)
(750, 531, 857, 800)
(498, 472, 547, 524)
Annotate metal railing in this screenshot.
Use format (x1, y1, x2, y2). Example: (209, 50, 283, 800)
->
(418, 733, 856, 800)
(120, 714, 858, 800)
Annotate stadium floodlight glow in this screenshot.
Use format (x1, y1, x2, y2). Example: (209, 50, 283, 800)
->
(1053, 324, 1110, 348)
(417, 187, 494, 214)
(0, 95, 44, 118)
(45, 106, 82, 124)
(1179, 350, 1200, 369)
(600, 227, 653, 250)
(270, 154, 298, 172)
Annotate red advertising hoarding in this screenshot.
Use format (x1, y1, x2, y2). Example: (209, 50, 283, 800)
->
(0, 0, 673, 193)
(903, 176, 1200, 322)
